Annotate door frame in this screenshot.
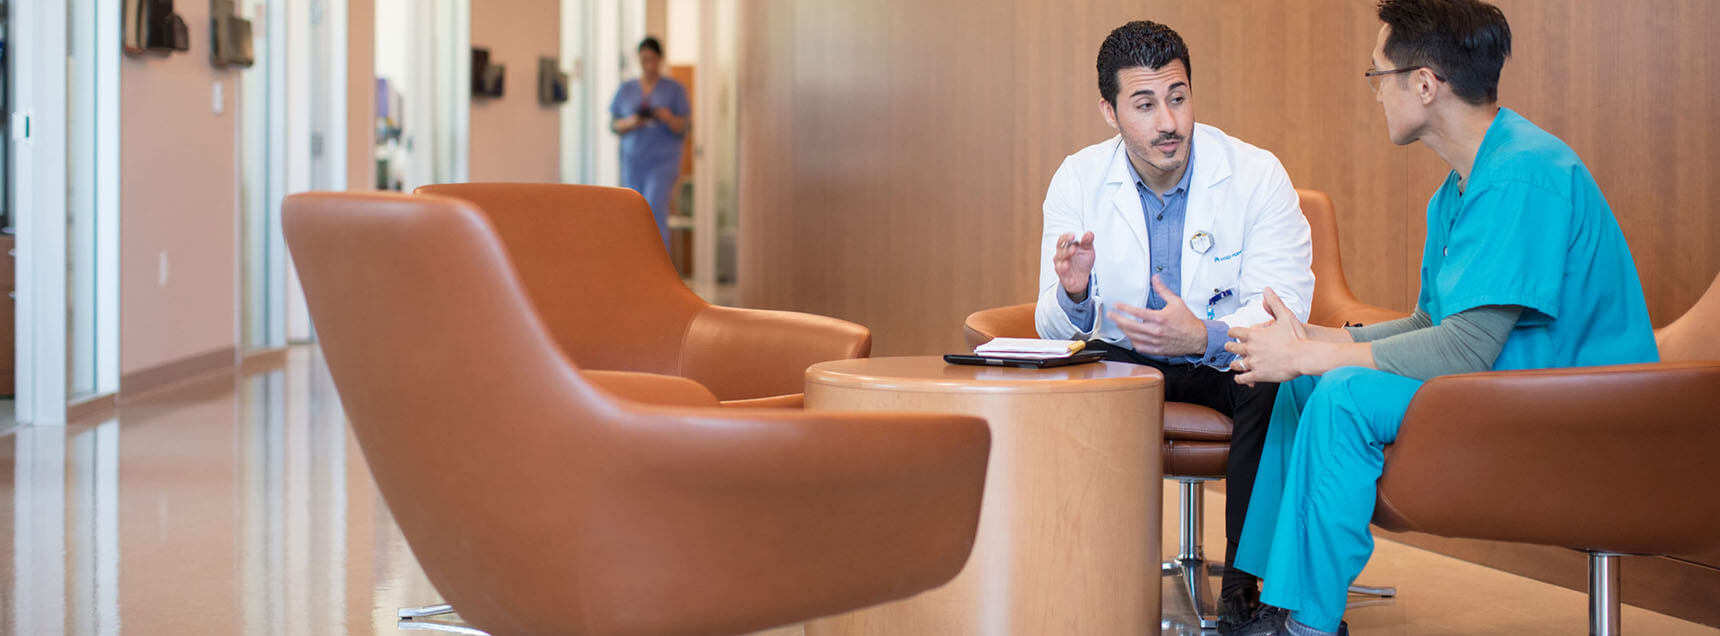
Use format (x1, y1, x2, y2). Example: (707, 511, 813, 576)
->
(11, 0, 70, 425)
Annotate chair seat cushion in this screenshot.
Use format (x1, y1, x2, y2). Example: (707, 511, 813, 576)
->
(721, 393, 806, 409)
(1164, 440, 1228, 477)
(1165, 402, 1232, 442)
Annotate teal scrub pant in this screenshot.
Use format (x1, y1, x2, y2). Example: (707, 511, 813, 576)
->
(1233, 367, 1424, 632)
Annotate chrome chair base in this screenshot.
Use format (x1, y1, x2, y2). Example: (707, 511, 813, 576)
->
(398, 603, 456, 619)
(397, 604, 487, 635)
(396, 621, 490, 636)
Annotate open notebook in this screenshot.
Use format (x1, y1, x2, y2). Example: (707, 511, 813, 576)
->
(973, 338, 1088, 360)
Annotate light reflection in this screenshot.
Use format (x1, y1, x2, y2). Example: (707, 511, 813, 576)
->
(1, 348, 442, 636)
(11, 425, 67, 636)
(68, 419, 120, 636)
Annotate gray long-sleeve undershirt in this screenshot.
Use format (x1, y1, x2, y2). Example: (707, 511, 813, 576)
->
(1344, 305, 1522, 381)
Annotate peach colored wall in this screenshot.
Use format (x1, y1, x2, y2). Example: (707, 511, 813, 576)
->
(349, 0, 377, 191)
(121, 0, 377, 378)
(119, 0, 240, 375)
(469, 0, 561, 182)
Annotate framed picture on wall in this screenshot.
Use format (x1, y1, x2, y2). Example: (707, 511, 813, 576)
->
(472, 47, 504, 98)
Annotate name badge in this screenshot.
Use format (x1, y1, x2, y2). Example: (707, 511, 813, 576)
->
(1190, 231, 1214, 255)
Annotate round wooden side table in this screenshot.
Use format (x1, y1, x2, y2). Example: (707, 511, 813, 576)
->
(803, 356, 1164, 635)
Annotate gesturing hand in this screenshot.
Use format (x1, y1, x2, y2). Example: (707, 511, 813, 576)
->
(1054, 231, 1097, 298)
(1105, 275, 1208, 357)
(1225, 288, 1308, 386)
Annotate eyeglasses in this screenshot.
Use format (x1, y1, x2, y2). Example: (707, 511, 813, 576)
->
(1364, 66, 1445, 93)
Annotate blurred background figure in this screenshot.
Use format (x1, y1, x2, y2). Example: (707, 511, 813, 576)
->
(609, 35, 690, 251)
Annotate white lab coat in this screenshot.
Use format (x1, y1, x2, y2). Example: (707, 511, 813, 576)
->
(1035, 123, 1314, 357)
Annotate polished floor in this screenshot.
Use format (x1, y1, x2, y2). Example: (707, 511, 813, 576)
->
(0, 348, 1714, 635)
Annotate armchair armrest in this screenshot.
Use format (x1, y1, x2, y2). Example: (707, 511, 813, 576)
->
(581, 407, 989, 635)
(679, 304, 871, 402)
(963, 303, 1039, 349)
(1376, 362, 1720, 556)
(584, 370, 720, 407)
(1309, 295, 1408, 329)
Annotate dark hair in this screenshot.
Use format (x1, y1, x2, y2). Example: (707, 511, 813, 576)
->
(638, 36, 663, 56)
(1096, 21, 1191, 106)
(1376, 0, 1512, 104)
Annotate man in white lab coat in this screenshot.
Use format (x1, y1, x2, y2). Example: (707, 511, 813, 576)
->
(1035, 21, 1314, 631)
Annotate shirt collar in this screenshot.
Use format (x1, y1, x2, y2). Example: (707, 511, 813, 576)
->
(1126, 138, 1196, 198)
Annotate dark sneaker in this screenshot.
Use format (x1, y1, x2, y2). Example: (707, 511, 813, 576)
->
(1216, 586, 1263, 635)
(1226, 604, 1288, 636)
(1231, 610, 1350, 636)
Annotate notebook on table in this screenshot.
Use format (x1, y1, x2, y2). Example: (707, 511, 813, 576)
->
(945, 338, 1104, 369)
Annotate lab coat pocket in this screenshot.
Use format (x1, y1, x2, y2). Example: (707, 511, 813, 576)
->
(1198, 250, 1245, 319)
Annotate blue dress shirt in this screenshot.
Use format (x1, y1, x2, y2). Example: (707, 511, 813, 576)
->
(1057, 144, 1237, 368)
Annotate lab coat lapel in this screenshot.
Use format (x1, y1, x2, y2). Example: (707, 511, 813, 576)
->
(1106, 140, 1151, 257)
(1181, 125, 1233, 297)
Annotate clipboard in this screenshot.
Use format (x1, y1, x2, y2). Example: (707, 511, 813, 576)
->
(943, 350, 1106, 369)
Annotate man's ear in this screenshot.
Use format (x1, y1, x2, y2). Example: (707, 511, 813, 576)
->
(1099, 98, 1120, 131)
(1416, 68, 1440, 105)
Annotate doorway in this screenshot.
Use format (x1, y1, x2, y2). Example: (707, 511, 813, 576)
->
(374, 0, 471, 193)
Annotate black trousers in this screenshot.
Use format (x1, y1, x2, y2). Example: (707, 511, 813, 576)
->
(1088, 341, 1279, 551)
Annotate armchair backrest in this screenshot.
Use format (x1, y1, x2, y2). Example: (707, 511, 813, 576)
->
(1655, 273, 1720, 362)
(285, 191, 623, 632)
(416, 182, 704, 376)
(1301, 189, 1408, 327)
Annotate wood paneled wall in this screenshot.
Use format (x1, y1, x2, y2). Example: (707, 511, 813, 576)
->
(737, 0, 1720, 357)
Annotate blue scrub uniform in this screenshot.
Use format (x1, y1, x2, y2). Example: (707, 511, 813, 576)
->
(1235, 108, 1659, 632)
(611, 77, 691, 251)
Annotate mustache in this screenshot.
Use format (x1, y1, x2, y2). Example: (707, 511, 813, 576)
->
(1152, 133, 1185, 144)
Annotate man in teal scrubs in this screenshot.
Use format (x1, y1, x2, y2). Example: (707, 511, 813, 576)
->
(1221, 1, 1659, 634)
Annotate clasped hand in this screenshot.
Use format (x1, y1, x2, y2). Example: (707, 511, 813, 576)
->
(1224, 288, 1308, 386)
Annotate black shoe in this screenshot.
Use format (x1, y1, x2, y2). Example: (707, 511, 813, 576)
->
(1226, 604, 1287, 636)
(1229, 608, 1349, 636)
(1216, 586, 1262, 635)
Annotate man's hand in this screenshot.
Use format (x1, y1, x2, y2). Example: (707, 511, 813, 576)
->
(1105, 275, 1208, 357)
(1054, 231, 1097, 299)
(1225, 288, 1309, 386)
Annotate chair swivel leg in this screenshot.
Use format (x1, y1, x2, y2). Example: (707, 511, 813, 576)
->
(1161, 477, 1222, 630)
(1589, 552, 1622, 636)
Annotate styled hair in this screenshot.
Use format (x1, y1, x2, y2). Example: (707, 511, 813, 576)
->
(1376, 0, 1512, 104)
(1096, 21, 1191, 106)
(638, 36, 663, 56)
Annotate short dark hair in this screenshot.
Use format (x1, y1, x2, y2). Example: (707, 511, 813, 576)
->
(1376, 0, 1512, 105)
(1096, 21, 1191, 106)
(638, 36, 663, 56)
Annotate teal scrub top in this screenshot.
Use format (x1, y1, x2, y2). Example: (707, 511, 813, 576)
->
(1419, 108, 1658, 370)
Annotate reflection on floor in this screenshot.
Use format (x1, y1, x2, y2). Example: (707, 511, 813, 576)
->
(0, 347, 1713, 636)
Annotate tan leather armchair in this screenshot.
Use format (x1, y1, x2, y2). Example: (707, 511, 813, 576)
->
(284, 191, 991, 636)
(416, 182, 870, 408)
(1375, 273, 1720, 636)
(961, 189, 1403, 629)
